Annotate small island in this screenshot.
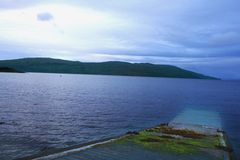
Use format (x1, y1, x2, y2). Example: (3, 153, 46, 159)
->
(0, 67, 23, 73)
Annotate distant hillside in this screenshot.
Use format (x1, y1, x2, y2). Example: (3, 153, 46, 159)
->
(0, 67, 22, 73)
(0, 58, 217, 79)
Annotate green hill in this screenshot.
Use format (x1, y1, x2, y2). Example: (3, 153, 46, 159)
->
(0, 58, 217, 79)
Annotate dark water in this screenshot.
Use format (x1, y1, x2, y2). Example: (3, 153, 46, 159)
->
(0, 73, 239, 160)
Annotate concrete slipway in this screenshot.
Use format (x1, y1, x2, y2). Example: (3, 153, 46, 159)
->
(19, 109, 235, 160)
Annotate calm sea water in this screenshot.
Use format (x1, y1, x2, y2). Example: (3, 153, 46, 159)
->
(0, 73, 239, 160)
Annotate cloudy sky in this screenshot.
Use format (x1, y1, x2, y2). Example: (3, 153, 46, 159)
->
(0, 0, 240, 79)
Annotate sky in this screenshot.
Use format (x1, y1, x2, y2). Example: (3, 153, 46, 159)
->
(0, 0, 240, 79)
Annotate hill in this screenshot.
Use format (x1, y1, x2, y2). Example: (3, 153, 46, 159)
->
(0, 58, 217, 79)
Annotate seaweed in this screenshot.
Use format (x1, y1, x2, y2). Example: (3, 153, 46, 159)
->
(146, 126, 206, 138)
(116, 125, 223, 157)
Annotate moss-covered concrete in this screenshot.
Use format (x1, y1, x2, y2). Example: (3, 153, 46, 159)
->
(115, 124, 225, 159)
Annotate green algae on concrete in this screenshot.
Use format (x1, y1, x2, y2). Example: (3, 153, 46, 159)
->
(114, 124, 224, 158)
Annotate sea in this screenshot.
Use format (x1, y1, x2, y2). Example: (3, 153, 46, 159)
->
(0, 73, 239, 159)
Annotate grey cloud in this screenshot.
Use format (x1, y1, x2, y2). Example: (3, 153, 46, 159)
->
(1, 0, 240, 78)
(209, 32, 240, 46)
(37, 12, 54, 21)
